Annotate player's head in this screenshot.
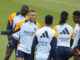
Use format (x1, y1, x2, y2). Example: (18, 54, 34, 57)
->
(59, 11, 68, 25)
(73, 10, 80, 23)
(28, 10, 36, 22)
(45, 15, 53, 26)
(20, 5, 29, 16)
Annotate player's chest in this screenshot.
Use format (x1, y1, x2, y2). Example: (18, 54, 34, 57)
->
(23, 24, 38, 33)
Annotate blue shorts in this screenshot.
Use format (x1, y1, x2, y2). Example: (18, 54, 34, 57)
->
(73, 46, 80, 57)
(16, 50, 32, 60)
(56, 46, 71, 60)
(7, 38, 19, 50)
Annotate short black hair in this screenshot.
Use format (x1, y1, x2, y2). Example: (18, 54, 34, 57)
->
(22, 5, 29, 10)
(45, 15, 53, 25)
(73, 10, 80, 16)
(61, 11, 68, 19)
(59, 11, 68, 25)
(21, 5, 29, 16)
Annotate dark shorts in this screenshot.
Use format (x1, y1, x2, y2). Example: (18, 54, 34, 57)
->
(7, 38, 19, 50)
(56, 46, 71, 60)
(16, 50, 32, 60)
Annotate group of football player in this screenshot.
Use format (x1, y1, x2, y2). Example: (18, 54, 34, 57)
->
(0, 5, 80, 60)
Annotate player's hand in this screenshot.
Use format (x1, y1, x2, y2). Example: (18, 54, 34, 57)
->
(70, 49, 74, 54)
(9, 40, 13, 46)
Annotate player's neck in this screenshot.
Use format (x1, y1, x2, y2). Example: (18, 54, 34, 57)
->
(45, 24, 51, 27)
(28, 19, 32, 22)
(20, 13, 26, 17)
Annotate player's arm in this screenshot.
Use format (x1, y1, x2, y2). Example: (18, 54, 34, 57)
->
(7, 20, 13, 40)
(7, 13, 16, 40)
(0, 20, 25, 35)
(53, 26, 57, 31)
(50, 37, 57, 60)
(51, 37, 57, 52)
(51, 31, 58, 59)
(70, 30, 74, 48)
(75, 28, 80, 49)
(7, 20, 11, 30)
(7, 22, 13, 45)
(52, 26, 58, 50)
(51, 31, 57, 52)
(71, 30, 79, 49)
(0, 28, 15, 35)
(36, 21, 41, 29)
(70, 29, 80, 54)
(31, 33, 38, 60)
(52, 26, 57, 51)
(0, 12, 16, 35)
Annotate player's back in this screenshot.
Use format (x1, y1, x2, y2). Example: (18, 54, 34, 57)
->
(36, 26, 56, 54)
(12, 14, 27, 40)
(13, 14, 27, 28)
(54, 23, 73, 47)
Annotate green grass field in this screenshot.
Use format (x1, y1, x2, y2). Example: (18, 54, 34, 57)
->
(0, 0, 80, 60)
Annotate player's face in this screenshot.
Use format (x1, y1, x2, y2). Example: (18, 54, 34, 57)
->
(73, 15, 79, 23)
(28, 12, 36, 22)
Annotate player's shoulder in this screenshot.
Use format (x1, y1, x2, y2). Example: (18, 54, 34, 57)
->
(13, 15, 19, 20)
(48, 28, 57, 38)
(20, 23, 27, 30)
(33, 21, 41, 29)
(33, 21, 40, 25)
(23, 20, 28, 24)
(53, 25, 58, 28)
(74, 24, 80, 32)
(75, 24, 79, 28)
(16, 20, 28, 26)
(25, 16, 28, 19)
(47, 27, 55, 33)
(35, 27, 44, 35)
(51, 29, 57, 35)
(36, 21, 40, 24)
(74, 24, 78, 30)
(21, 22, 26, 27)
(10, 12, 17, 17)
(35, 28, 41, 36)
(10, 12, 20, 17)
(19, 20, 28, 28)
(9, 12, 18, 22)
(53, 25, 58, 31)
(36, 27, 42, 32)
(9, 12, 18, 25)
(66, 24, 73, 30)
(37, 27, 55, 35)
(13, 14, 22, 20)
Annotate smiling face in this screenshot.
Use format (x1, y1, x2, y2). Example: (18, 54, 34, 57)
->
(28, 11, 36, 22)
